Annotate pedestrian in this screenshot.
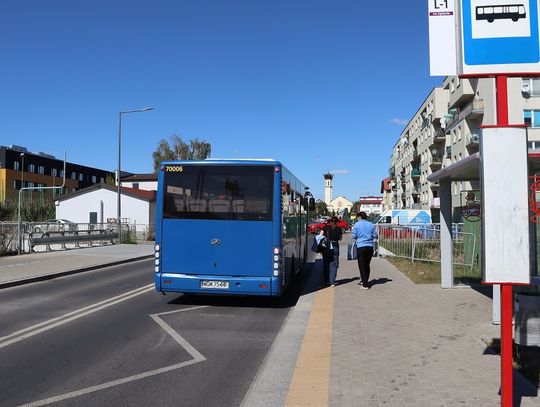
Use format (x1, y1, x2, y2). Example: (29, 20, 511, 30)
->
(321, 216, 343, 287)
(351, 211, 378, 289)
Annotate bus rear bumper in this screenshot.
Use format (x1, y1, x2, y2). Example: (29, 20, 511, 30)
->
(155, 273, 281, 296)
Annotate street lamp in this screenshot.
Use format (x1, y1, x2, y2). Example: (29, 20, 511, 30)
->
(117, 107, 154, 241)
(20, 152, 25, 186)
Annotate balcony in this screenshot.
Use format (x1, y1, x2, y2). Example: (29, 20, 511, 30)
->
(444, 99, 485, 133)
(445, 146, 452, 158)
(430, 155, 443, 169)
(411, 203, 422, 209)
(433, 128, 446, 144)
(411, 149, 420, 163)
(448, 79, 475, 109)
(466, 130, 480, 149)
(411, 167, 420, 178)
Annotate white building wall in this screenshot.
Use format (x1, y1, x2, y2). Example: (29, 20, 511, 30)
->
(56, 189, 150, 226)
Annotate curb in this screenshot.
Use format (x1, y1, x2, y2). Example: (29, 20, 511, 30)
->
(0, 254, 154, 290)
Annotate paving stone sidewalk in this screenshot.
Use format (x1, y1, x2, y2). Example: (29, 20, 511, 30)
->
(330, 239, 538, 407)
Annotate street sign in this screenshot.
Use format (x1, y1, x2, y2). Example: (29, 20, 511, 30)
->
(459, 0, 540, 74)
(481, 127, 530, 284)
(428, 0, 458, 76)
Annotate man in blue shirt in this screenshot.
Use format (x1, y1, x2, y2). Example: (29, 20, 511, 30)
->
(351, 211, 378, 289)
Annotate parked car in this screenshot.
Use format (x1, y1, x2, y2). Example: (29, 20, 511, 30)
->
(32, 219, 76, 233)
(308, 219, 350, 234)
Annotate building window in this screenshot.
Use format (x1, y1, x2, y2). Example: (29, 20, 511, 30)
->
(38, 165, 44, 175)
(51, 168, 57, 177)
(132, 182, 140, 189)
(79, 173, 84, 181)
(92, 175, 97, 183)
(60, 170, 65, 178)
(522, 78, 540, 97)
(100, 177, 105, 183)
(524, 110, 540, 127)
(71, 172, 76, 180)
(14, 161, 20, 171)
(29, 164, 35, 173)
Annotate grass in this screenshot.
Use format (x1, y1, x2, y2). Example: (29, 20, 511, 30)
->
(384, 256, 482, 285)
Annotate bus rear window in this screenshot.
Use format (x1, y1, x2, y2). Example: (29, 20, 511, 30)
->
(163, 165, 274, 221)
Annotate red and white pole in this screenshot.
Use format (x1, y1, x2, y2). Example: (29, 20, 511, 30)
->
(495, 74, 513, 407)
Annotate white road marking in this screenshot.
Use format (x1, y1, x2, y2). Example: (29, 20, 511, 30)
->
(0, 283, 154, 349)
(18, 306, 208, 407)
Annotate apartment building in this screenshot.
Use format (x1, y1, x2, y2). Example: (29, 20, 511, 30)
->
(0, 145, 113, 203)
(389, 86, 449, 221)
(387, 75, 540, 221)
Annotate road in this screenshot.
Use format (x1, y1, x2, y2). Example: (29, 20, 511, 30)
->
(0, 257, 314, 407)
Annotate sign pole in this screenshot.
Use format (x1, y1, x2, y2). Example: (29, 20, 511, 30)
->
(495, 74, 513, 407)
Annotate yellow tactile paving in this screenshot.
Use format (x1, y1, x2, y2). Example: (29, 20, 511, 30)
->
(285, 287, 334, 407)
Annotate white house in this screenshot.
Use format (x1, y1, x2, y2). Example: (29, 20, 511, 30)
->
(55, 183, 156, 229)
(358, 196, 383, 215)
(328, 196, 354, 215)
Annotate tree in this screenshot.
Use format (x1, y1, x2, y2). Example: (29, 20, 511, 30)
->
(315, 200, 328, 217)
(152, 134, 211, 172)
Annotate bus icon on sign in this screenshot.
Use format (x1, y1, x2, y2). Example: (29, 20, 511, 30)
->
(476, 4, 527, 22)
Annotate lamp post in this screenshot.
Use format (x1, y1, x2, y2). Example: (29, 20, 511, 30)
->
(18, 152, 25, 253)
(117, 107, 154, 241)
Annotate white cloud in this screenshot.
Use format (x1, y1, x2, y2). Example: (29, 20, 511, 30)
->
(389, 118, 408, 126)
(331, 169, 349, 174)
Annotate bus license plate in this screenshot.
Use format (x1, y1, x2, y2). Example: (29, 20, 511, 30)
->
(200, 280, 229, 289)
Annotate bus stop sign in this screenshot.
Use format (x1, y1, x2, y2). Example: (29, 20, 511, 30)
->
(459, 0, 540, 74)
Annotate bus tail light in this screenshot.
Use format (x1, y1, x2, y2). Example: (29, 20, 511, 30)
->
(155, 244, 161, 273)
(273, 247, 281, 276)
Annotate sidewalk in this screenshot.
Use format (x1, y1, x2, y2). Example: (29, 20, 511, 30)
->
(286, 236, 539, 407)
(0, 244, 154, 288)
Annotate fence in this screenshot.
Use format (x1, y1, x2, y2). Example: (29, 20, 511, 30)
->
(377, 224, 477, 269)
(0, 222, 155, 255)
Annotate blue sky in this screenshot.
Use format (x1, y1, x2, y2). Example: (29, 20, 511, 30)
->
(1, 0, 443, 201)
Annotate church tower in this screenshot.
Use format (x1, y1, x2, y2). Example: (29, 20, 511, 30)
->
(323, 172, 333, 206)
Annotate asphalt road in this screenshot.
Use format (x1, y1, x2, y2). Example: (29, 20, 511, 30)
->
(0, 256, 314, 407)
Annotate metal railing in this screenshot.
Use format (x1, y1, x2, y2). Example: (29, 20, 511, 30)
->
(377, 224, 476, 269)
(1, 222, 155, 255)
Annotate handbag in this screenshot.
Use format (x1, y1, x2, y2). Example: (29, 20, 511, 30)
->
(312, 234, 330, 253)
(347, 239, 357, 260)
(373, 239, 378, 257)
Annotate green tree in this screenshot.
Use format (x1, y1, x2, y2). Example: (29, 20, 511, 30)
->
(315, 200, 328, 217)
(152, 134, 212, 172)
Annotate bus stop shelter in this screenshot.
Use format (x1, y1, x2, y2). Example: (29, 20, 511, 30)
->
(428, 151, 540, 324)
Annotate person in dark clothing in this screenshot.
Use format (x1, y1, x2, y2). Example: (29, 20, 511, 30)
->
(321, 216, 343, 287)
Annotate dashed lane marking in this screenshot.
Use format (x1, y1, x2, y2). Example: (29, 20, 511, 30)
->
(0, 283, 154, 349)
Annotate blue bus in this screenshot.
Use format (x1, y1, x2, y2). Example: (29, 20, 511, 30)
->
(154, 159, 314, 296)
